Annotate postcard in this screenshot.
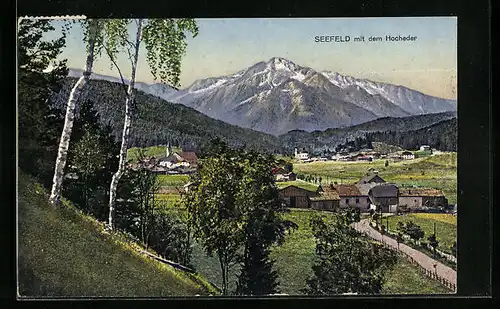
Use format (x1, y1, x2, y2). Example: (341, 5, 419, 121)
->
(17, 16, 457, 297)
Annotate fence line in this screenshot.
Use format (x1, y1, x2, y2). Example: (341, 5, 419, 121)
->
(362, 228, 456, 292)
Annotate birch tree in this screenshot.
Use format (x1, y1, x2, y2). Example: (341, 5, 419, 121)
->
(105, 19, 199, 230)
(49, 19, 104, 206)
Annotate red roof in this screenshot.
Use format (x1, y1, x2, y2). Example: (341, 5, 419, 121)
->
(272, 167, 287, 175)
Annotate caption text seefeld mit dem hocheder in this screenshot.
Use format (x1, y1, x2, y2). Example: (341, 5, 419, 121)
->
(314, 35, 418, 43)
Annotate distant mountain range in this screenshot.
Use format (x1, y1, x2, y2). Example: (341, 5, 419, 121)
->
(278, 111, 457, 153)
(69, 57, 456, 136)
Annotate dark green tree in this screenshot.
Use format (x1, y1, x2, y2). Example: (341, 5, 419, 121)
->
(450, 241, 457, 257)
(235, 151, 297, 295)
(427, 234, 439, 258)
(304, 214, 396, 295)
(18, 19, 68, 187)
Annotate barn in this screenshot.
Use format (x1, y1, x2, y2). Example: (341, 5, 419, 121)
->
(398, 188, 448, 211)
(311, 185, 340, 211)
(278, 185, 318, 208)
(356, 174, 386, 185)
(369, 183, 399, 213)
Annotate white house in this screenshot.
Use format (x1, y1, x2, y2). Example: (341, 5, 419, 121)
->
(401, 151, 415, 160)
(294, 148, 310, 160)
(419, 145, 431, 151)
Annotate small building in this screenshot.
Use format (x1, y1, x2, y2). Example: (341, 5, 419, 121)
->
(401, 151, 415, 160)
(310, 185, 340, 211)
(419, 145, 431, 151)
(295, 148, 310, 161)
(278, 185, 317, 208)
(356, 174, 386, 185)
(369, 183, 399, 213)
(333, 184, 370, 211)
(158, 153, 188, 168)
(179, 151, 199, 167)
(272, 167, 296, 182)
(398, 188, 448, 210)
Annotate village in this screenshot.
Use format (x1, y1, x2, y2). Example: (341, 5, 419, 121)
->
(128, 143, 455, 216)
(275, 145, 453, 215)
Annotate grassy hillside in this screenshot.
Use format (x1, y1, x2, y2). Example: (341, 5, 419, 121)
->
(127, 145, 182, 162)
(386, 213, 457, 255)
(17, 172, 217, 297)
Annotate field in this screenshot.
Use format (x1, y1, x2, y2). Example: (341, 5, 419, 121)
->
(293, 153, 457, 204)
(127, 145, 182, 162)
(18, 172, 215, 297)
(157, 174, 190, 187)
(385, 213, 457, 254)
(276, 180, 319, 192)
(189, 208, 451, 295)
(381, 257, 452, 294)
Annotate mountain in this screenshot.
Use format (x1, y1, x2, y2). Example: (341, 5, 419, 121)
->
(51, 78, 284, 153)
(163, 57, 456, 135)
(278, 111, 457, 153)
(68, 68, 178, 100)
(321, 71, 456, 115)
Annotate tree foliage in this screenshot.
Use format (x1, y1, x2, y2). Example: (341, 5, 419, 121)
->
(184, 139, 296, 295)
(18, 19, 68, 187)
(304, 214, 397, 295)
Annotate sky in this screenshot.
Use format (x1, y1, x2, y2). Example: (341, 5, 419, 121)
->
(43, 17, 457, 99)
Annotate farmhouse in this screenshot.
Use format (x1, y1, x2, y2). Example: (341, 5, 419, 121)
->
(356, 174, 386, 185)
(368, 183, 399, 213)
(179, 151, 198, 167)
(278, 185, 318, 208)
(401, 151, 415, 160)
(272, 167, 296, 182)
(310, 185, 340, 211)
(333, 184, 370, 211)
(158, 153, 188, 168)
(420, 145, 431, 151)
(398, 188, 448, 210)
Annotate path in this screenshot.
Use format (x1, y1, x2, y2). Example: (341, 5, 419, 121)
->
(353, 219, 457, 286)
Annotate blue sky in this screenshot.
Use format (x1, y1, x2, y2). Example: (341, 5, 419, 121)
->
(43, 17, 457, 99)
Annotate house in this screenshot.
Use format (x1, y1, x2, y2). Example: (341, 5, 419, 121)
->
(356, 174, 386, 185)
(278, 185, 318, 208)
(420, 145, 431, 151)
(310, 185, 340, 211)
(272, 167, 296, 182)
(357, 155, 373, 162)
(368, 183, 399, 213)
(332, 184, 371, 211)
(401, 151, 415, 160)
(294, 148, 310, 161)
(158, 153, 187, 168)
(398, 188, 448, 210)
(179, 151, 198, 167)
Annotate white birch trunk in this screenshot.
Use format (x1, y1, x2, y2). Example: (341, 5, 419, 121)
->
(108, 20, 143, 229)
(49, 20, 99, 206)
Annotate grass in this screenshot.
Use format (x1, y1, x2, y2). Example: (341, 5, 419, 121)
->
(294, 153, 457, 205)
(276, 180, 319, 192)
(381, 257, 452, 294)
(17, 172, 216, 297)
(127, 145, 182, 162)
(385, 214, 456, 255)
(157, 174, 190, 188)
(189, 208, 451, 295)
